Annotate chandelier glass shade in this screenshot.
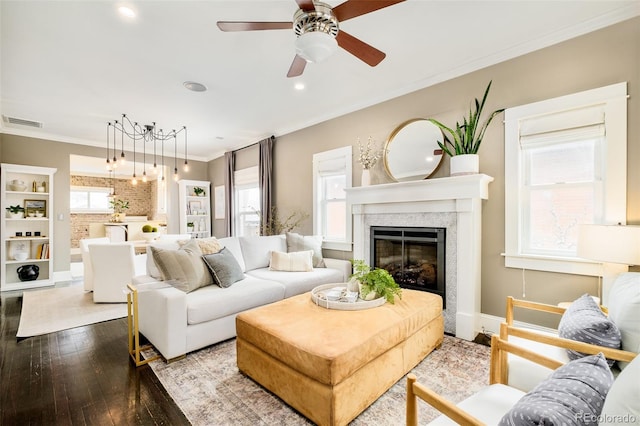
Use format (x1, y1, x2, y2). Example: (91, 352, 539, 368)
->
(106, 114, 188, 185)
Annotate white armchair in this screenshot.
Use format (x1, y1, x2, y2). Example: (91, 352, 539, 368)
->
(89, 243, 136, 303)
(79, 237, 110, 291)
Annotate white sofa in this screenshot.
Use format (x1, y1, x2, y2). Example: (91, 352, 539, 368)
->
(132, 235, 352, 360)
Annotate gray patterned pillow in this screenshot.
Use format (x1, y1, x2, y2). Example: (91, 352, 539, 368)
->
(202, 248, 245, 288)
(499, 353, 614, 426)
(558, 294, 621, 366)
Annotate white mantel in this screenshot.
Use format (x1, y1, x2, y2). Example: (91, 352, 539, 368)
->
(346, 174, 493, 340)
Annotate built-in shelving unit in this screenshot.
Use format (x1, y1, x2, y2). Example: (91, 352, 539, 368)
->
(178, 179, 211, 238)
(1, 163, 57, 291)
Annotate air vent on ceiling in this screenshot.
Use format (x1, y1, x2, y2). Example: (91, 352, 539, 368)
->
(2, 115, 43, 128)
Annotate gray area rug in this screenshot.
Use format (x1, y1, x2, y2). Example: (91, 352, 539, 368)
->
(17, 285, 127, 338)
(146, 335, 490, 425)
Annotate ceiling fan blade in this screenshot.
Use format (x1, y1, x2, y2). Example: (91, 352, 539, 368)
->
(287, 55, 307, 78)
(295, 0, 316, 12)
(217, 21, 292, 31)
(333, 0, 405, 22)
(336, 31, 385, 67)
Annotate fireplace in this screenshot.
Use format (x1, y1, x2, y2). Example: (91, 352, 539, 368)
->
(370, 226, 446, 308)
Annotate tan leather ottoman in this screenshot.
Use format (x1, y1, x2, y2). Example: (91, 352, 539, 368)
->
(236, 289, 444, 426)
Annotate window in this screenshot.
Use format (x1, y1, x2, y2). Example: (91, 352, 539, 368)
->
(234, 166, 260, 237)
(70, 186, 112, 213)
(504, 82, 627, 275)
(313, 146, 352, 251)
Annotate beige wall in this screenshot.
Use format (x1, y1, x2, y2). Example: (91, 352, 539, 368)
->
(210, 17, 640, 326)
(0, 135, 208, 274)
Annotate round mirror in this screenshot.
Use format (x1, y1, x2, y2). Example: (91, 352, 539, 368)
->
(384, 119, 444, 181)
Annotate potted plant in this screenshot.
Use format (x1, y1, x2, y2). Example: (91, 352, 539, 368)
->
(349, 260, 402, 304)
(427, 81, 504, 176)
(109, 198, 129, 222)
(186, 222, 194, 232)
(141, 224, 159, 241)
(193, 187, 205, 197)
(6, 204, 25, 219)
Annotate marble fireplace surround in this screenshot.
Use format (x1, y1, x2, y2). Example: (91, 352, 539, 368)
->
(345, 174, 493, 340)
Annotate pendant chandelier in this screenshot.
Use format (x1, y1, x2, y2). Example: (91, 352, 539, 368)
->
(105, 114, 189, 185)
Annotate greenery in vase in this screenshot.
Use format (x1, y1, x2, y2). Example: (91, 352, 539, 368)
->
(350, 259, 402, 304)
(6, 205, 24, 214)
(427, 81, 504, 156)
(193, 187, 205, 196)
(109, 198, 130, 214)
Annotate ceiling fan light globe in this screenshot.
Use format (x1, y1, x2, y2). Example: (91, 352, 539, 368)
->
(295, 32, 337, 63)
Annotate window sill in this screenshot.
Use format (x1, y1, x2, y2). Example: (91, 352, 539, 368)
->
(322, 240, 353, 252)
(502, 253, 603, 276)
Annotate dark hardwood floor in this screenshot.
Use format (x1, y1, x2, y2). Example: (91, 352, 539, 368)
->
(0, 285, 189, 425)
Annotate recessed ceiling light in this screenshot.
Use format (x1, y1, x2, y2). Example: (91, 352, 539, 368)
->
(294, 82, 305, 91)
(118, 6, 136, 18)
(183, 81, 208, 92)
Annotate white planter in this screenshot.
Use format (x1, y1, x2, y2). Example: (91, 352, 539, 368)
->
(450, 154, 479, 176)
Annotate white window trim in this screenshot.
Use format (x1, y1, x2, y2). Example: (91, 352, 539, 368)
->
(504, 82, 627, 275)
(70, 185, 113, 214)
(313, 146, 353, 251)
(233, 166, 259, 237)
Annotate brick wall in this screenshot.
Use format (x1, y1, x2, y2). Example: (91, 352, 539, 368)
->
(70, 175, 167, 248)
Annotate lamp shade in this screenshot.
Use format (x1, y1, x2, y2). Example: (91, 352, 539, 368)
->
(577, 224, 640, 265)
(295, 31, 338, 63)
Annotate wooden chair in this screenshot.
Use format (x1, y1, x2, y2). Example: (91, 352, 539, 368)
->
(499, 296, 636, 391)
(406, 334, 638, 425)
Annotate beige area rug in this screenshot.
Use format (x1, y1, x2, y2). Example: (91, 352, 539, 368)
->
(16, 285, 127, 338)
(145, 335, 490, 425)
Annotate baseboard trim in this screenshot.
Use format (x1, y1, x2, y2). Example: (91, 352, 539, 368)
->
(54, 270, 73, 283)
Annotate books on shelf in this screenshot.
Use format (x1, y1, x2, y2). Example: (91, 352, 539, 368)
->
(36, 243, 50, 259)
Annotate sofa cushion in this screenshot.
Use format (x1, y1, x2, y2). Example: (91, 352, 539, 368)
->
(239, 235, 286, 271)
(150, 239, 213, 293)
(146, 241, 181, 280)
(218, 236, 246, 272)
(600, 353, 640, 425)
(269, 250, 313, 272)
(286, 232, 325, 267)
(499, 353, 614, 426)
(186, 275, 285, 325)
(202, 247, 244, 288)
(247, 267, 345, 298)
(558, 293, 621, 366)
(607, 272, 640, 370)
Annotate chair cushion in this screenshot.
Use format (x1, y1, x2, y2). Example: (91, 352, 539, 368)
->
(239, 235, 286, 271)
(600, 354, 640, 425)
(286, 232, 325, 267)
(558, 293, 621, 366)
(150, 239, 212, 293)
(269, 250, 313, 272)
(202, 247, 244, 288)
(607, 272, 640, 370)
(499, 353, 614, 426)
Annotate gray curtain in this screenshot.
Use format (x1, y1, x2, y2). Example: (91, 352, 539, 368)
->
(259, 136, 275, 235)
(224, 150, 235, 236)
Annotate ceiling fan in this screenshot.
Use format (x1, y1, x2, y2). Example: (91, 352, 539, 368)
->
(217, 0, 405, 78)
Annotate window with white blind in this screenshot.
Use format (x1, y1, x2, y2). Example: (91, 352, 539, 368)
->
(313, 146, 352, 251)
(504, 82, 627, 275)
(70, 186, 112, 213)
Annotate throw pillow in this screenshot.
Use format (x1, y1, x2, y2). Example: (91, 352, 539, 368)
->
(599, 353, 640, 425)
(499, 353, 614, 426)
(201, 248, 245, 288)
(269, 250, 313, 272)
(558, 293, 622, 366)
(194, 237, 223, 255)
(150, 239, 213, 293)
(146, 241, 180, 280)
(239, 235, 287, 271)
(286, 232, 325, 268)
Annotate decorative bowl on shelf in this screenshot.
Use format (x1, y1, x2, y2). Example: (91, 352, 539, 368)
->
(9, 184, 27, 191)
(28, 212, 36, 218)
(35, 212, 44, 218)
(14, 252, 28, 261)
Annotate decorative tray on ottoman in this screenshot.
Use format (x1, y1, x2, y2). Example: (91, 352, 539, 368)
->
(310, 283, 386, 311)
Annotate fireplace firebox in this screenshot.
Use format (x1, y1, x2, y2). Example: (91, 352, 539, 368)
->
(370, 226, 445, 307)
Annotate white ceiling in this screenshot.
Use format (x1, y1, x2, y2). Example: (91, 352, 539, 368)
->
(2, 0, 639, 165)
